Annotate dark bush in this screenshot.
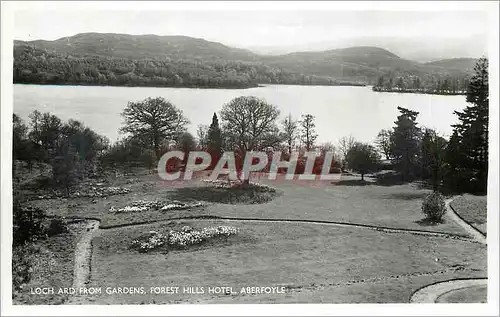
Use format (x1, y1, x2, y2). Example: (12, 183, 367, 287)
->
(421, 192, 446, 221)
(13, 202, 46, 246)
(46, 218, 68, 236)
(12, 244, 39, 292)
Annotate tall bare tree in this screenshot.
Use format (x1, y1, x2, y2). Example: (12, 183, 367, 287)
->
(375, 129, 393, 160)
(299, 114, 318, 151)
(196, 124, 209, 150)
(281, 113, 298, 154)
(338, 135, 356, 162)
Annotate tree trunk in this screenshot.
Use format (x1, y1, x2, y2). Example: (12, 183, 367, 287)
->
(361, 173, 364, 181)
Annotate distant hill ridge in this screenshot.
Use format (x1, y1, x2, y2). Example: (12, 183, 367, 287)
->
(14, 32, 479, 88)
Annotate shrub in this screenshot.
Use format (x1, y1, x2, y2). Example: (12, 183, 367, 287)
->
(421, 192, 446, 221)
(13, 203, 46, 246)
(46, 218, 68, 236)
(12, 244, 39, 292)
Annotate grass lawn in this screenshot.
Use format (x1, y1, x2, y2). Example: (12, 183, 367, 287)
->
(450, 194, 487, 235)
(28, 172, 470, 237)
(83, 219, 486, 304)
(12, 221, 86, 304)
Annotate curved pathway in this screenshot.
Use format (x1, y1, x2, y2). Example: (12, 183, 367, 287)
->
(410, 278, 487, 303)
(66, 219, 100, 304)
(100, 215, 478, 242)
(408, 197, 488, 303)
(445, 198, 487, 245)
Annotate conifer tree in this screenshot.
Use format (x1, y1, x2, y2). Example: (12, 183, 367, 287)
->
(391, 107, 421, 181)
(445, 58, 488, 193)
(207, 113, 223, 166)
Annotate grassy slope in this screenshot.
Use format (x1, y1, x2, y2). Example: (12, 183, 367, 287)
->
(85, 220, 486, 304)
(450, 194, 487, 235)
(28, 173, 470, 236)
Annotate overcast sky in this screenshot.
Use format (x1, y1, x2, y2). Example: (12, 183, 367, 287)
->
(14, 9, 489, 49)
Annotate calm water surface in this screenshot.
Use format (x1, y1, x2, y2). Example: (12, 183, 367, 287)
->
(14, 84, 468, 144)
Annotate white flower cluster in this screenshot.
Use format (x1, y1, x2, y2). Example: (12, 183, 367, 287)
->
(130, 225, 239, 253)
(160, 202, 204, 211)
(109, 200, 204, 213)
(70, 186, 131, 198)
(202, 179, 238, 188)
(202, 179, 276, 192)
(249, 182, 276, 193)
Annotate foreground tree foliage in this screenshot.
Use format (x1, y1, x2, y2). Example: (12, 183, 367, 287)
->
(420, 129, 447, 191)
(100, 136, 156, 170)
(444, 57, 489, 193)
(220, 96, 281, 182)
(13, 111, 109, 193)
(220, 96, 281, 154)
(121, 97, 189, 156)
(346, 142, 380, 180)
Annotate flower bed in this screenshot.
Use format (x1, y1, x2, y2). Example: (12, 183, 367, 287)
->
(31, 185, 131, 200)
(109, 200, 204, 214)
(71, 186, 131, 198)
(129, 225, 239, 253)
(202, 179, 276, 192)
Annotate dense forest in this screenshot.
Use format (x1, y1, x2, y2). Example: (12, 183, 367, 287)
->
(13, 45, 364, 89)
(13, 33, 477, 90)
(372, 74, 470, 95)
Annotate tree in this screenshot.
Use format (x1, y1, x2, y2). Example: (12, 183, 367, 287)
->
(319, 142, 335, 156)
(196, 124, 209, 150)
(176, 132, 196, 153)
(220, 96, 280, 182)
(391, 107, 421, 181)
(299, 114, 318, 151)
(338, 135, 356, 165)
(377, 76, 384, 88)
(375, 129, 393, 160)
(207, 113, 223, 156)
(444, 57, 488, 193)
(346, 142, 380, 181)
(281, 113, 298, 154)
(13, 114, 29, 161)
(120, 97, 189, 157)
(52, 138, 82, 197)
(220, 96, 280, 153)
(420, 129, 447, 191)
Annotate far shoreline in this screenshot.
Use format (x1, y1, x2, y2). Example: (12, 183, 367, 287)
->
(13, 81, 367, 90)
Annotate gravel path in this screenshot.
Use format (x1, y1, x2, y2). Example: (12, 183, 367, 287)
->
(66, 219, 100, 304)
(445, 198, 487, 245)
(101, 215, 479, 243)
(410, 278, 487, 303)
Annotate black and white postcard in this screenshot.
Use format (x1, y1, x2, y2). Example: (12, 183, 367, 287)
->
(1, 1, 499, 316)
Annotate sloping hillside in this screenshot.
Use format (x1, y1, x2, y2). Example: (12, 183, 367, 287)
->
(262, 46, 432, 82)
(425, 58, 479, 73)
(14, 33, 478, 88)
(14, 33, 259, 62)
